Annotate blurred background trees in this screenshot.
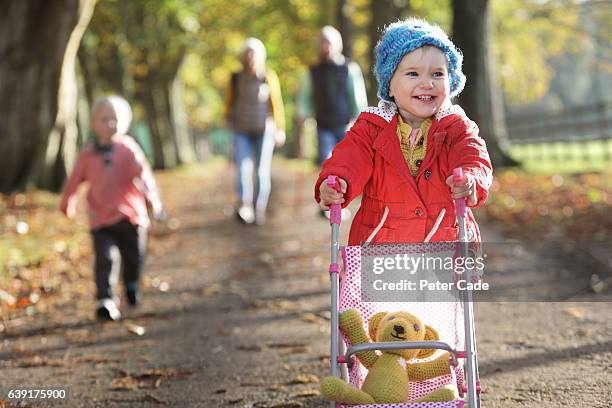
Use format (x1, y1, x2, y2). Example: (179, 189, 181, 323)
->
(0, 0, 96, 193)
(0, 0, 609, 193)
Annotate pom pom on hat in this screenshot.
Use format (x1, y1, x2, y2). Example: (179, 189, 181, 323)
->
(374, 18, 466, 101)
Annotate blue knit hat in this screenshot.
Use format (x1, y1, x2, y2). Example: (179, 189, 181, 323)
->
(375, 18, 466, 101)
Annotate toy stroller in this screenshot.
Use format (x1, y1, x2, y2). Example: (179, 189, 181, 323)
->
(323, 169, 481, 408)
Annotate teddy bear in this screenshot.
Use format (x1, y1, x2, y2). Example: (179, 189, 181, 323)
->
(320, 308, 458, 404)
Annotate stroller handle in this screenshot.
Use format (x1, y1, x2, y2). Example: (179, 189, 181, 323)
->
(327, 175, 344, 391)
(326, 175, 342, 225)
(344, 340, 459, 367)
(453, 168, 467, 217)
(453, 167, 481, 407)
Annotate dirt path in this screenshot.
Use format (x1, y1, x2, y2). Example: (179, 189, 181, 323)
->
(1, 161, 611, 407)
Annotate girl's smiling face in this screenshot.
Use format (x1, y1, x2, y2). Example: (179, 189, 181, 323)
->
(389, 46, 450, 128)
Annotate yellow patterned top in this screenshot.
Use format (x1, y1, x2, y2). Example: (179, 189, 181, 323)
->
(396, 116, 432, 177)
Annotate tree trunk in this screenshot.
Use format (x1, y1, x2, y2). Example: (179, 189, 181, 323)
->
(367, 0, 411, 105)
(139, 42, 190, 169)
(170, 76, 195, 164)
(77, 35, 126, 108)
(451, 0, 518, 167)
(336, 0, 353, 59)
(34, 0, 97, 191)
(0, 0, 82, 193)
(162, 82, 181, 166)
(138, 82, 166, 170)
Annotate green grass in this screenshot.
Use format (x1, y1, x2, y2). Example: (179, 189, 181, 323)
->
(0, 237, 47, 278)
(510, 139, 612, 174)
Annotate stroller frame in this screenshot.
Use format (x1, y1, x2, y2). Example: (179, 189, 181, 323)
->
(325, 170, 481, 408)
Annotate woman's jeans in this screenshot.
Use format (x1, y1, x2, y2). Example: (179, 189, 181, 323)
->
(317, 124, 348, 165)
(233, 127, 275, 210)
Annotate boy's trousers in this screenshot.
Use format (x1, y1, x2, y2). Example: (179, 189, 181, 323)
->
(91, 219, 147, 301)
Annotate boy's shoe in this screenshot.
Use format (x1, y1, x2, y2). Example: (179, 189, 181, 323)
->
(126, 282, 140, 307)
(96, 298, 121, 321)
(126, 289, 140, 307)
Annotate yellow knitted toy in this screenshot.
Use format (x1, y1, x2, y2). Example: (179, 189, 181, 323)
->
(320, 309, 458, 404)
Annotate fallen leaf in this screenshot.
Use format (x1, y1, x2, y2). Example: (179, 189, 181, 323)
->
(202, 284, 222, 296)
(74, 355, 117, 364)
(13, 345, 37, 357)
(278, 346, 312, 355)
(286, 374, 318, 385)
(126, 323, 146, 336)
(576, 328, 593, 337)
(143, 393, 166, 404)
(301, 313, 318, 323)
(138, 368, 191, 379)
(237, 344, 268, 352)
(111, 376, 140, 390)
(316, 311, 331, 321)
(240, 382, 265, 387)
(19, 356, 64, 369)
(267, 342, 308, 349)
(291, 390, 319, 398)
(266, 401, 303, 408)
(564, 307, 585, 319)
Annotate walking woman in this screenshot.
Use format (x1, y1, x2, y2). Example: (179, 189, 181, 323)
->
(225, 38, 286, 225)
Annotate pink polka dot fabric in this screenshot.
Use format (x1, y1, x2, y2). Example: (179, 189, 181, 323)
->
(339, 402, 464, 408)
(338, 244, 467, 406)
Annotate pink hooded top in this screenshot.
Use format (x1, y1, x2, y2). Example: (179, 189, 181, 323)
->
(60, 136, 161, 230)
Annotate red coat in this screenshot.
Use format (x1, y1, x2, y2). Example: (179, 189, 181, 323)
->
(314, 102, 493, 245)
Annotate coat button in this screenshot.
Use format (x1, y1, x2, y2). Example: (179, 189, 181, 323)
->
(415, 159, 423, 167)
(417, 138, 424, 146)
(415, 207, 423, 216)
(424, 169, 431, 179)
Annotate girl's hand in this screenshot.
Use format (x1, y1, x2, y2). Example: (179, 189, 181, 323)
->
(319, 178, 347, 210)
(446, 172, 477, 206)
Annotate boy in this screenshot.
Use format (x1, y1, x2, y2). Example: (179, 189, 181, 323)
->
(60, 96, 163, 321)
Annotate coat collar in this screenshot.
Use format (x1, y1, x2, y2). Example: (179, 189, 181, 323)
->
(362, 99, 466, 129)
(367, 100, 454, 193)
